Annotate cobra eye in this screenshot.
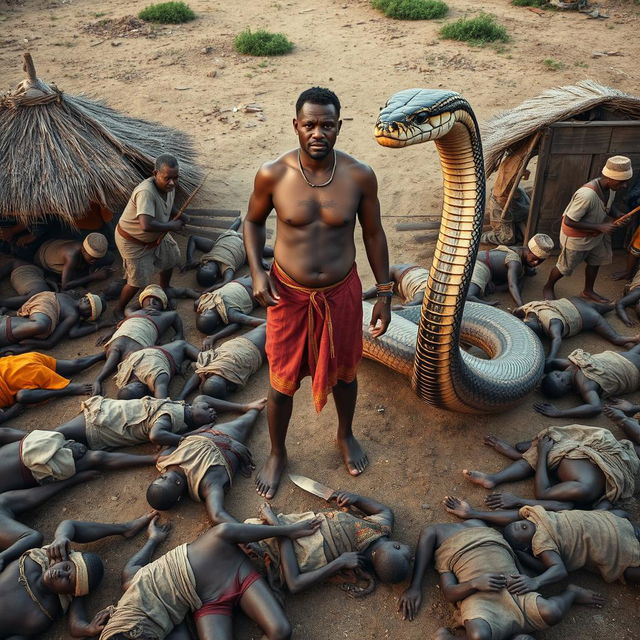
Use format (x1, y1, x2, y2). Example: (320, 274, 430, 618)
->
(413, 112, 430, 125)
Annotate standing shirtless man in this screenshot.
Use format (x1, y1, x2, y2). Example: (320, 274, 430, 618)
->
(244, 87, 391, 499)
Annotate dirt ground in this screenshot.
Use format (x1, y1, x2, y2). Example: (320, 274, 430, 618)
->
(2, 0, 640, 638)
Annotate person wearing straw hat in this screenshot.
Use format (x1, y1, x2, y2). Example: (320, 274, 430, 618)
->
(466, 233, 554, 307)
(543, 156, 633, 303)
(34, 232, 113, 291)
(0, 512, 157, 639)
(115, 154, 187, 318)
(0, 291, 108, 354)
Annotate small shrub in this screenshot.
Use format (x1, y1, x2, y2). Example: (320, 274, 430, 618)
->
(139, 2, 195, 24)
(512, 0, 547, 6)
(234, 28, 294, 56)
(439, 13, 509, 44)
(542, 58, 565, 71)
(371, 0, 449, 20)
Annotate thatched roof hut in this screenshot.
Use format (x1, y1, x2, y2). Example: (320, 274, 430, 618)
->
(479, 81, 640, 246)
(0, 53, 202, 227)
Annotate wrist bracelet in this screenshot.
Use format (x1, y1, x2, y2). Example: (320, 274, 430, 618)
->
(375, 281, 394, 295)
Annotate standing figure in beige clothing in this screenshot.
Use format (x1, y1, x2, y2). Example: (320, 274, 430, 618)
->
(543, 156, 633, 302)
(114, 155, 188, 316)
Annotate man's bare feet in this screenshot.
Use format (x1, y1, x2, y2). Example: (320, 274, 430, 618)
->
(338, 434, 369, 476)
(567, 584, 605, 608)
(484, 434, 522, 460)
(255, 452, 287, 499)
(122, 511, 159, 539)
(485, 492, 521, 509)
(443, 496, 473, 519)
(542, 284, 556, 300)
(147, 515, 172, 542)
(616, 304, 635, 327)
(581, 290, 611, 304)
(462, 469, 496, 489)
(68, 382, 94, 396)
(606, 397, 637, 413)
(434, 628, 456, 640)
(258, 502, 280, 526)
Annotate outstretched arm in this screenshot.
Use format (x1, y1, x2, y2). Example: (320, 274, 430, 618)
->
(67, 598, 111, 638)
(508, 550, 568, 595)
(331, 491, 393, 525)
(214, 518, 320, 544)
(171, 312, 184, 340)
(506, 261, 524, 307)
(439, 570, 506, 603)
(202, 323, 242, 349)
(227, 308, 265, 327)
(19, 314, 78, 350)
(193, 394, 259, 414)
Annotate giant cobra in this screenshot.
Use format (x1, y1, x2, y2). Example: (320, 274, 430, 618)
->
(362, 89, 544, 413)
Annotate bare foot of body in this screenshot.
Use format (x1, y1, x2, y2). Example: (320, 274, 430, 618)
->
(338, 434, 369, 476)
(485, 492, 521, 509)
(443, 496, 473, 519)
(462, 469, 496, 489)
(68, 383, 94, 396)
(258, 502, 280, 526)
(255, 451, 287, 499)
(122, 511, 159, 539)
(581, 290, 611, 304)
(567, 584, 605, 608)
(484, 434, 522, 460)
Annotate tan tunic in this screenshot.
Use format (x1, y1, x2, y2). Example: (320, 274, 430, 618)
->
(118, 177, 175, 245)
(560, 186, 611, 252)
(105, 316, 159, 349)
(196, 282, 254, 324)
(114, 347, 175, 390)
(156, 435, 233, 500)
(83, 396, 187, 450)
(16, 291, 60, 338)
(99, 544, 201, 640)
(34, 239, 76, 274)
(568, 348, 640, 397)
(435, 527, 547, 639)
(522, 425, 640, 503)
(396, 266, 429, 303)
(202, 230, 246, 273)
(521, 506, 640, 583)
(20, 430, 76, 484)
(195, 336, 263, 387)
(517, 298, 583, 337)
(10, 264, 46, 296)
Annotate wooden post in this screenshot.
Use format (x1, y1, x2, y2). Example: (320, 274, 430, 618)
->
(524, 128, 553, 245)
(23, 52, 37, 83)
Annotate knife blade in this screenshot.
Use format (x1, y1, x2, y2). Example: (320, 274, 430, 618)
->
(289, 473, 336, 501)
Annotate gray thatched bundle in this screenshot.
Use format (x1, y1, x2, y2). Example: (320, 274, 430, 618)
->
(0, 53, 202, 226)
(482, 80, 640, 175)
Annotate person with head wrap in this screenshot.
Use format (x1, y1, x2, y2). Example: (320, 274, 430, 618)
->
(0, 291, 109, 354)
(115, 155, 188, 317)
(544, 156, 633, 303)
(0, 512, 156, 639)
(362, 263, 430, 307)
(466, 233, 554, 306)
(397, 513, 605, 637)
(513, 295, 640, 365)
(463, 423, 640, 511)
(146, 395, 266, 525)
(34, 232, 114, 291)
(92, 284, 184, 396)
(100, 513, 320, 640)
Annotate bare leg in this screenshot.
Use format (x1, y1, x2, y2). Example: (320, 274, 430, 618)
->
(483, 434, 523, 460)
(463, 459, 533, 489)
(93, 345, 124, 395)
(116, 283, 139, 317)
(121, 516, 171, 589)
(55, 353, 105, 376)
(255, 388, 292, 499)
(160, 268, 173, 289)
(592, 317, 640, 347)
(153, 373, 170, 399)
(195, 613, 233, 640)
(537, 584, 604, 626)
(603, 405, 640, 447)
(239, 578, 292, 640)
(334, 378, 368, 476)
(215, 409, 260, 443)
(0, 427, 26, 446)
(55, 414, 88, 443)
(582, 265, 609, 303)
(543, 266, 563, 300)
(15, 383, 93, 404)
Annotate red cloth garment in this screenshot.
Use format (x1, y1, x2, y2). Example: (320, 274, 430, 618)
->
(193, 570, 261, 618)
(266, 261, 363, 412)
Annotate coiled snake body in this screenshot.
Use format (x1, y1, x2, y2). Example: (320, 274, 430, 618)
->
(363, 89, 543, 414)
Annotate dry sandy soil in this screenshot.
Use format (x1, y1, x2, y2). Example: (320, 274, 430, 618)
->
(1, 0, 640, 638)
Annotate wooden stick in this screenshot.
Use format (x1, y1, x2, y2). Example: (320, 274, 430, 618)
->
(23, 52, 37, 83)
(500, 131, 541, 221)
(613, 205, 640, 227)
(185, 208, 241, 218)
(175, 173, 208, 220)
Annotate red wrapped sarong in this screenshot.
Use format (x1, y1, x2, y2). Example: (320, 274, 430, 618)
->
(266, 262, 363, 412)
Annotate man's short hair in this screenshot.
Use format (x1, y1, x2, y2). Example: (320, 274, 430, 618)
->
(155, 154, 179, 171)
(372, 543, 410, 583)
(296, 87, 341, 117)
(540, 373, 568, 398)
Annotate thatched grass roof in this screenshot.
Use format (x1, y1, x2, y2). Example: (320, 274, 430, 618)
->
(482, 80, 640, 175)
(0, 53, 202, 226)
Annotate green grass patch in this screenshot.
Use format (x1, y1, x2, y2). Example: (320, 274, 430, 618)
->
(234, 28, 293, 56)
(542, 58, 565, 70)
(439, 13, 509, 44)
(138, 2, 195, 24)
(511, 0, 547, 6)
(371, 0, 449, 20)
